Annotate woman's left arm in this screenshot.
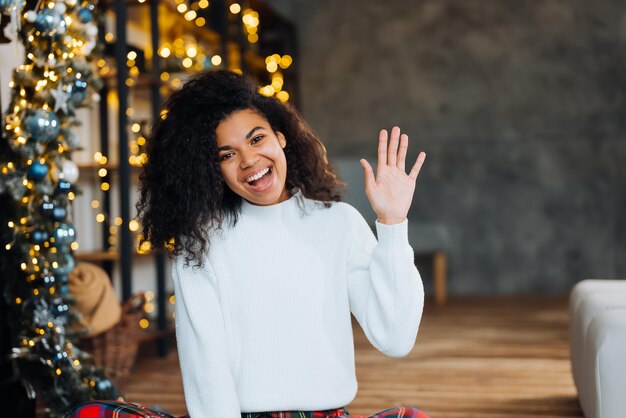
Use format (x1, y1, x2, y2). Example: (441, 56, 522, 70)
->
(347, 126, 427, 357)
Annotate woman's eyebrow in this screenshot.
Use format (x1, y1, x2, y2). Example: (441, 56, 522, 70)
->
(218, 126, 265, 151)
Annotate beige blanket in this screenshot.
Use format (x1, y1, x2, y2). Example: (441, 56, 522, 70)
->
(69, 262, 122, 337)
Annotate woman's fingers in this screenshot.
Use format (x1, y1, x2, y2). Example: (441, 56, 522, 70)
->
(387, 126, 400, 166)
(377, 129, 388, 177)
(398, 133, 408, 172)
(409, 151, 427, 180)
(360, 158, 375, 189)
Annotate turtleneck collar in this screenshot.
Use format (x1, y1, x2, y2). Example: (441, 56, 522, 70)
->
(240, 188, 304, 219)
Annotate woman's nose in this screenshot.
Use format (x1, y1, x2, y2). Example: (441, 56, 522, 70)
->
(239, 150, 258, 169)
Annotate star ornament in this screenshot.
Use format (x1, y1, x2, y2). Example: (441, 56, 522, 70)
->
(51, 83, 70, 113)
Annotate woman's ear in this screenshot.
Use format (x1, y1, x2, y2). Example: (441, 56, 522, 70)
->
(276, 131, 287, 149)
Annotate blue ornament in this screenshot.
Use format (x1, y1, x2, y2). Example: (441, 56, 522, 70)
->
(53, 223, 76, 245)
(24, 109, 60, 142)
(38, 201, 54, 216)
(51, 206, 67, 221)
(34, 9, 62, 35)
(77, 8, 92, 23)
(59, 284, 69, 295)
(56, 181, 71, 194)
(27, 161, 49, 181)
(69, 79, 88, 105)
(51, 252, 75, 275)
(97, 379, 112, 391)
(29, 229, 49, 244)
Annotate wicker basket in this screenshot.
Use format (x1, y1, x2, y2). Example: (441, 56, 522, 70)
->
(79, 292, 146, 385)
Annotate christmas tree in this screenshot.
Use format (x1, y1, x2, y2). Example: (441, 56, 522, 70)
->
(0, 0, 122, 416)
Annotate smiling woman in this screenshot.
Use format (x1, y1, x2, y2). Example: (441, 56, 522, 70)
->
(79, 69, 431, 418)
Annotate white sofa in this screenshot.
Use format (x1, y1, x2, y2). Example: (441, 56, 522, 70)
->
(569, 279, 626, 418)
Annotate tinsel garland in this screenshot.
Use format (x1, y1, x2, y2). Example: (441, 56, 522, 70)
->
(0, 0, 122, 416)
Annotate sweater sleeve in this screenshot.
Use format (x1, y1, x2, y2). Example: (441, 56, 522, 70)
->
(172, 257, 241, 418)
(346, 208, 425, 357)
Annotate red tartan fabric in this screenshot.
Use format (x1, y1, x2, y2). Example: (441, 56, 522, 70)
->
(65, 402, 430, 418)
(64, 400, 177, 418)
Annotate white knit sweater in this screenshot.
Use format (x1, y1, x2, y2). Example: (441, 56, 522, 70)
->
(171, 190, 424, 417)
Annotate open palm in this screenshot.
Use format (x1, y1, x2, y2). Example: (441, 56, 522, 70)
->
(360, 127, 426, 225)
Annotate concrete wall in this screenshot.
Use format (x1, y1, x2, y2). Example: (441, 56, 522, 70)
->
(265, 0, 626, 294)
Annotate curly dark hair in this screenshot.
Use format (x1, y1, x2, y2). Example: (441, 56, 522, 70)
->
(136, 70, 344, 265)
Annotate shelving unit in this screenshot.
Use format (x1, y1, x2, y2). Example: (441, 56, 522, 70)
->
(74, 0, 299, 357)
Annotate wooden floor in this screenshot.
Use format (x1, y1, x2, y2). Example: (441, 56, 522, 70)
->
(120, 296, 583, 418)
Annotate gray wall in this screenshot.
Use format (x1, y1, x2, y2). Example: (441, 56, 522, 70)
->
(265, 0, 626, 294)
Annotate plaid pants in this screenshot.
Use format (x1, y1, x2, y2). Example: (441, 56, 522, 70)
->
(65, 401, 430, 418)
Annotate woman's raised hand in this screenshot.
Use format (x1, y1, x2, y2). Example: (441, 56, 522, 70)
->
(359, 127, 426, 225)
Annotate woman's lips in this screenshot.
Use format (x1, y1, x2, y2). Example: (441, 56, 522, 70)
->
(245, 167, 273, 192)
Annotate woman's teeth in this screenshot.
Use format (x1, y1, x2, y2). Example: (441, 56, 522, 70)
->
(246, 167, 270, 183)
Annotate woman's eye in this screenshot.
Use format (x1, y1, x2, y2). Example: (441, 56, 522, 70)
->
(220, 152, 234, 161)
(251, 135, 263, 144)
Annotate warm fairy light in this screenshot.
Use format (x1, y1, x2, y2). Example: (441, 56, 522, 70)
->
(94, 151, 103, 161)
(280, 55, 293, 69)
(126, 108, 134, 116)
(171, 78, 182, 89)
(182, 57, 193, 68)
(91, 200, 99, 208)
(96, 213, 105, 223)
(276, 91, 289, 102)
(169, 295, 175, 304)
(137, 136, 146, 146)
(160, 109, 168, 119)
(131, 123, 141, 133)
(187, 46, 197, 58)
(101, 182, 110, 191)
(126, 78, 135, 87)
(211, 55, 222, 66)
(20, 263, 27, 270)
(5, 244, 11, 250)
(15, 297, 22, 304)
(98, 168, 108, 177)
(177, 3, 187, 13)
(8, 221, 14, 227)
(129, 220, 139, 232)
(129, 66, 139, 76)
(71, 242, 79, 251)
(160, 72, 170, 81)
(230, 3, 241, 13)
(266, 61, 278, 73)
(248, 33, 258, 43)
(144, 303, 154, 313)
(68, 192, 75, 200)
(198, 0, 209, 8)
(138, 240, 151, 254)
(260, 85, 275, 96)
(56, 368, 61, 375)
(159, 47, 171, 58)
(115, 217, 123, 226)
(73, 359, 80, 366)
(139, 319, 149, 329)
(195, 17, 206, 26)
(100, 155, 108, 164)
(127, 51, 137, 60)
(105, 33, 114, 42)
(184, 10, 196, 20)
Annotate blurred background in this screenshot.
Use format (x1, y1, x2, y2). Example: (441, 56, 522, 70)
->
(1, 0, 624, 416)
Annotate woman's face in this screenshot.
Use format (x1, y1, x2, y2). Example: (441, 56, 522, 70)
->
(215, 109, 290, 206)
